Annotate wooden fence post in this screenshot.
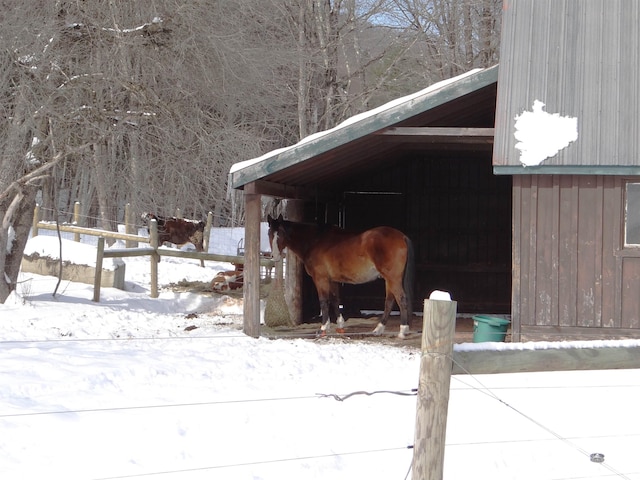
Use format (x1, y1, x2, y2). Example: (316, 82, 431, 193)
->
(203, 211, 213, 252)
(412, 296, 457, 480)
(93, 237, 105, 302)
(149, 219, 159, 298)
(73, 201, 81, 242)
(32, 204, 41, 237)
(124, 203, 137, 248)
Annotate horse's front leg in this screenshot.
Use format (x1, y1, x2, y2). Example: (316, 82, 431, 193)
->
(329, 282, 345, 333)
(318, 297, 331, 335)
(314, 280, 332, 336)
(318, 282, 344, 336)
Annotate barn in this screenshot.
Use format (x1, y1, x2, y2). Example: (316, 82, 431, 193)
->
(229, 0, 640, 342)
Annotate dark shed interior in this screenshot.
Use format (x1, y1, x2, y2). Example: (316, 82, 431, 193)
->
(232, 67, 512, 320)
(301, 138, 512, 319)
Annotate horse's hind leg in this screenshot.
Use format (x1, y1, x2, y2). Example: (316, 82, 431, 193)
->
(373, 280, 411, 339)
(396, 292, 411, 339)
(372, 290, 396, 336)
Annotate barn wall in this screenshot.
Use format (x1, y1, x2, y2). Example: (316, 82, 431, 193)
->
(494, 0, 640, 172)
(513, 175, 640, 340)
(403, 153, 512, 313)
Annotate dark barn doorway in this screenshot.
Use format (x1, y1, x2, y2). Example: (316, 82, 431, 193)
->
(300, 150, 512, 321)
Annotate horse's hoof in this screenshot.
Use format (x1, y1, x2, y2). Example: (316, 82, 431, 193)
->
(397, 325, 410, 339)
(336, 328, 345, 334)
(372, 323, 385, 336)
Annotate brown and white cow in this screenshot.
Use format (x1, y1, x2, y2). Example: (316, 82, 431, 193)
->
(210, 263, 244, 292)
(142, 213, 206, 266)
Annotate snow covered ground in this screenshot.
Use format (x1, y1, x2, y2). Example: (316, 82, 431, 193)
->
(1, 231, 639, 479)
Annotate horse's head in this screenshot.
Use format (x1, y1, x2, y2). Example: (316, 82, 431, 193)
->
(267, 214, 287, 261)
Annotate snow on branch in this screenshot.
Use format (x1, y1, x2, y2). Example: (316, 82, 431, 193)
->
(64, 16, 170, 39)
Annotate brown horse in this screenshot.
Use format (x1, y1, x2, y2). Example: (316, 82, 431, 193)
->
(267, 215, 414, 338)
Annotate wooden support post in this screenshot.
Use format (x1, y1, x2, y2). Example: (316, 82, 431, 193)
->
(412, 297, 457, 480)
(93, 237, 105, 302)
(243, 190, 262, 338)
(32, 204, 41, 237)
(284, 199, 304, 325)
(149, 219, 159, 298)
(73, 201, 81, 242)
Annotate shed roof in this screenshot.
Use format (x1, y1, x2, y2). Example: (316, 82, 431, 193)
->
(229, 65, 498, 199)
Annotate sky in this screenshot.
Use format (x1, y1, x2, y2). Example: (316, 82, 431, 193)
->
(1, 230, 639, 480)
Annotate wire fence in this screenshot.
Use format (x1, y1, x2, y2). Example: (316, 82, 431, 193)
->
(8, 207, 640, 479)
(1, 346, 637, 480)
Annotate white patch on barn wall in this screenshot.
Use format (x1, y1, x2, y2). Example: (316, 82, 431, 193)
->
(514, 100, 578, 167)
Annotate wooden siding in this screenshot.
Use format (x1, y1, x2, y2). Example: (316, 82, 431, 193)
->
(513, 175, 640, 340)
(494, 0, 640, 173)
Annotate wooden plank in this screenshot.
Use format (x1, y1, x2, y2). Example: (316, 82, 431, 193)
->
(521, 324, 640, 340)
(511, 176, 522, 342)
(246, 180, 333, 201)
(452, 345, 640, 375)
(610, 177, 623, 328)
(103, 248, 156, 258)
(594, 176, 605, 326)
(36, 222, 146, 243)
(551, 176, 560, 324)
(525, 175, 536, 325)
(568, 176, 580, 325)
(576, 176, 598, 327)
(377, 127, 494, 144)
(535, 175, 555, 325)
(621, 258, 640, 329)
(558, 175, 575, 326)
(153, 248, 274, 267)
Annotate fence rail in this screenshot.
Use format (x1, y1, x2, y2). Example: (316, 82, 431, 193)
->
(30, 203, 274, 301)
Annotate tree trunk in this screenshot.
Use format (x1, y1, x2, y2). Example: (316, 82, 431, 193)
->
(0, 188, 37, 303)
(91, 143, 117, 239)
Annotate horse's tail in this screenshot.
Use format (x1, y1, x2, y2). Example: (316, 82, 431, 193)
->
(403, 236, 415, 324)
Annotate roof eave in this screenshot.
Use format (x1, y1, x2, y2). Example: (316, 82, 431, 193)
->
(230, 64, 499, 190)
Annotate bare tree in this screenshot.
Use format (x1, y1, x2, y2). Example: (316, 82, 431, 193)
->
(0, 0, 502, 303)
(381, 0, 501, 78)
